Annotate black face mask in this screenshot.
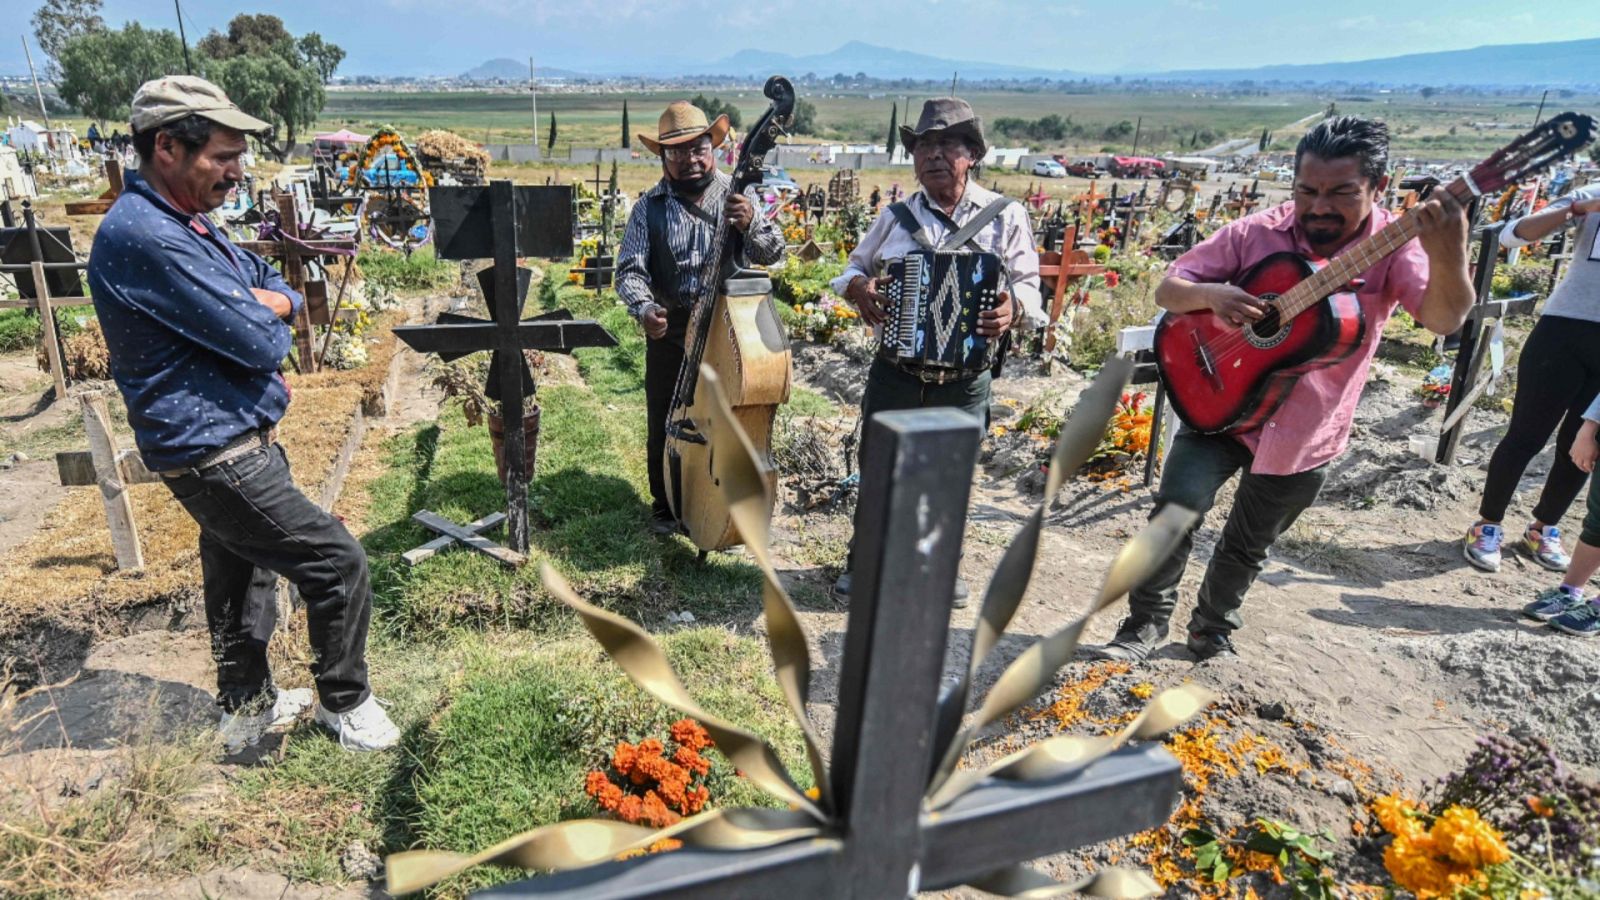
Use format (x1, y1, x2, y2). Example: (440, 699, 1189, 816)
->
(668, 170, 716, 195)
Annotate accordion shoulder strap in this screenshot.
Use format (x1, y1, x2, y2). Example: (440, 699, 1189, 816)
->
(938, 197, 1014, 252)
(885, 201, 937, 251)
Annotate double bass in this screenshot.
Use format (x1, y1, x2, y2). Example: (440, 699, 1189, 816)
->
(661, 76, 796, 552)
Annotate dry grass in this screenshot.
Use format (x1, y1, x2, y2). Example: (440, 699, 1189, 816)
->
(0, 677, 215, 898)
(0, 322, 403, 644)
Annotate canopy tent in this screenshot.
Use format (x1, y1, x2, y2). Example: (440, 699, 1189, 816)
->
(315, 129, 370, 144)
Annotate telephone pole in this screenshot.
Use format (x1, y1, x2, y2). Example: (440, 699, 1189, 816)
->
(21, 36, 53, 131)
(529, 56, 541, 160)
(174, 0, 193, 75)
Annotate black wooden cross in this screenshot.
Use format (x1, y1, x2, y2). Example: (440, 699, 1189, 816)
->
(479, 411, 1184, 898)
(394, 180, 617, 554)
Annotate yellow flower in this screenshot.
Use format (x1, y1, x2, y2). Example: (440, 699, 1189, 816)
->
(1373, 793, 1424, 839)
(1431, 805, 1510, 869)
(1129, 682, 1154, 700)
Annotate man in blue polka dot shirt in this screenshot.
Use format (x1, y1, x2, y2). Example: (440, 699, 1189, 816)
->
(88, 76, 398, 754)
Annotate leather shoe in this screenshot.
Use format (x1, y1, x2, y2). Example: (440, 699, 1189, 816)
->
(1084, 617, 1167, 662)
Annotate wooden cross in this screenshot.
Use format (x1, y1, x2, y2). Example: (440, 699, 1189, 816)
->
(0, 201, 86, 400)
(54, 391, 159, 571)
(63, 157, 124, 216)
(394, 180, 616, 555)
(479, 411, 1183, 898)
(405, 510, 523, 568)
(236, 192, 359, 374)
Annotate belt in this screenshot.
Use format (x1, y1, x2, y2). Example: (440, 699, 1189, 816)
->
(879, 354, 980, 386)
(159, 427, 277, 479)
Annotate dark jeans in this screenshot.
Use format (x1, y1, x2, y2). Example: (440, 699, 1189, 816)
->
(848, 358, 992, 567)
(1127, 430, 1327, 636)
(857, 357, 992, 473)
(645, 334, 688, 518)
(1479, 315, 1600, 526)
(163, 443, 372, 714)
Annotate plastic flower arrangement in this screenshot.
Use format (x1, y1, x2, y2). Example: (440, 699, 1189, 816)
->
(584, 718, 715, 829)
(788, 294, 860, 343)
(1420, 364, 1453, 407)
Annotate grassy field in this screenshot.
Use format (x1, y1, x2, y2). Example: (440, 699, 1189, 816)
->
(311, 86, 1600, 159)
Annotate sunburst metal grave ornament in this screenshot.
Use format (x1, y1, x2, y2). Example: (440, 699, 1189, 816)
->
(388, 357, 1209, 898)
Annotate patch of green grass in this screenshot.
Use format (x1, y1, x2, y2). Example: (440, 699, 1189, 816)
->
(410, 629, 814, 895)
(358, 246, 457, 294)
(0, 305, 94, 353)
(364, 271, 769, 635)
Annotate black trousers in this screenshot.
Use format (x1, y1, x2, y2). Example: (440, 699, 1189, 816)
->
(1127, 430, 1328, 636)
(645, 335, 688, 518)
(1479, 315, 1600, 525)
(163, 443, 372, 714)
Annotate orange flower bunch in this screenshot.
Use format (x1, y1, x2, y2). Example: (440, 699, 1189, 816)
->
(1109, 392, 1154, 456)
(584, 719, 715, 829)
(1373, 793, 1512, 898)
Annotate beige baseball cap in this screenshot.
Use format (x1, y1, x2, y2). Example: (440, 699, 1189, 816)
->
(130, 75, 271, 134)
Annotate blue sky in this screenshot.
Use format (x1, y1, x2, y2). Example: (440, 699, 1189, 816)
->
(5, 0, 1598, 78)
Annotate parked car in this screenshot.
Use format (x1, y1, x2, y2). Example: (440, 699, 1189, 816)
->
(1033, 159, 1067, 178)
(763, 167, 801, 197)
(1065, 159, 1106, 178)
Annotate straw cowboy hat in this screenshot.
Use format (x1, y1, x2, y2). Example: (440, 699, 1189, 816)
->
(899, 97, 987, 159)
(638, 101, 731, 156)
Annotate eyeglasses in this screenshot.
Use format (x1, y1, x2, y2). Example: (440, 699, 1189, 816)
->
(664, 142, 714, 162)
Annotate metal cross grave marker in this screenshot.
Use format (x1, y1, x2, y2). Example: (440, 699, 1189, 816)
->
(394, 180, 617, 555)
(477, 410, 1184, 898)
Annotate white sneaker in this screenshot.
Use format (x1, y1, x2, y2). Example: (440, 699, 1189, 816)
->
(219, 687, 312, 752)
(314, 695, 400, 752)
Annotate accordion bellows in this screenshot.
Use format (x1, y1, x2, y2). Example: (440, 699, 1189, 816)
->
(880, 250, 1003, 375)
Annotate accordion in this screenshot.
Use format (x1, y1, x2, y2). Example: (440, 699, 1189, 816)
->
(879, 250, 1004, 375)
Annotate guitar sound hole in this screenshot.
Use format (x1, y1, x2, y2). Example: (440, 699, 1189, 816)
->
(1245, 295, 1291, 349)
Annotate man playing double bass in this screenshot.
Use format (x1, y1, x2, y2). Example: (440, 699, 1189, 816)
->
(616, 101, 786, 535)
(832, 98, 1048, 604)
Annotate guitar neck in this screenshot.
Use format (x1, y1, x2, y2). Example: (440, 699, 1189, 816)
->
(1276, 178, 1472, 317)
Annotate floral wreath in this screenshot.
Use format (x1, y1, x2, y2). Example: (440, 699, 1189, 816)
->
(345, 126, 435, 189)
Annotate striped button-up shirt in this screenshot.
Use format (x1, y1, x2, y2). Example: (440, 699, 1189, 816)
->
(615, 172, 785, 320)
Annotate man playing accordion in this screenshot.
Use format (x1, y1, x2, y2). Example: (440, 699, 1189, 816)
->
(832, 97, 1046, 603)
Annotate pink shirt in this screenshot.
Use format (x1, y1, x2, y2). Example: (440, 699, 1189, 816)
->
(1168, 202, 1430, 475)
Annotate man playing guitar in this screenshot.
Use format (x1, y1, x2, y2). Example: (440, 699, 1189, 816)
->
(1092, 116, 1474, 663)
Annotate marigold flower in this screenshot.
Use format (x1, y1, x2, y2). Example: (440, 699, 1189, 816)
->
(638, 738, 665, 757)
(611, 741, 639, 777)
(674, 745, 711, 777)
(639, 790, 681, 828)
(595, 781, 623, 812)
(1431, 805, 1511, 869)
(617, 794, 643, 824)
(585, 770, 611, 798)
(684, 784, 710, 814)
(1373, 792, 1424, 839)
(670, 718, 712, 752)
(1526, 795, 1555, 818)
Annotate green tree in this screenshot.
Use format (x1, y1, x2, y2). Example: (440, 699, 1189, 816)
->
(57, 22, 184, 123)
(689, 94, 742, 130)
(196, 14, 343, 161)
(790, 98, 817, 135)
(547, 111, 557, 153)
(30, 0, 105, 77)
(621, 99, 630, 149)
(886, 102, 898, 155)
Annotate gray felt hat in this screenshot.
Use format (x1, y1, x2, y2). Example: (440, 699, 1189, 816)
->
(899, 97, 987, 158)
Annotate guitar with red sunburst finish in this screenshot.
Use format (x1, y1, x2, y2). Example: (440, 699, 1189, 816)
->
(1155, 112, 1596, 435)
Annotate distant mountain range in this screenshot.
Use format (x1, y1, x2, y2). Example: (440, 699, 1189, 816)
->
(702, 41, 1079, 82)
(1147, 37, 1600, 86)
(460, 58, 592, 81)
(462, 37, 1600, 88)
